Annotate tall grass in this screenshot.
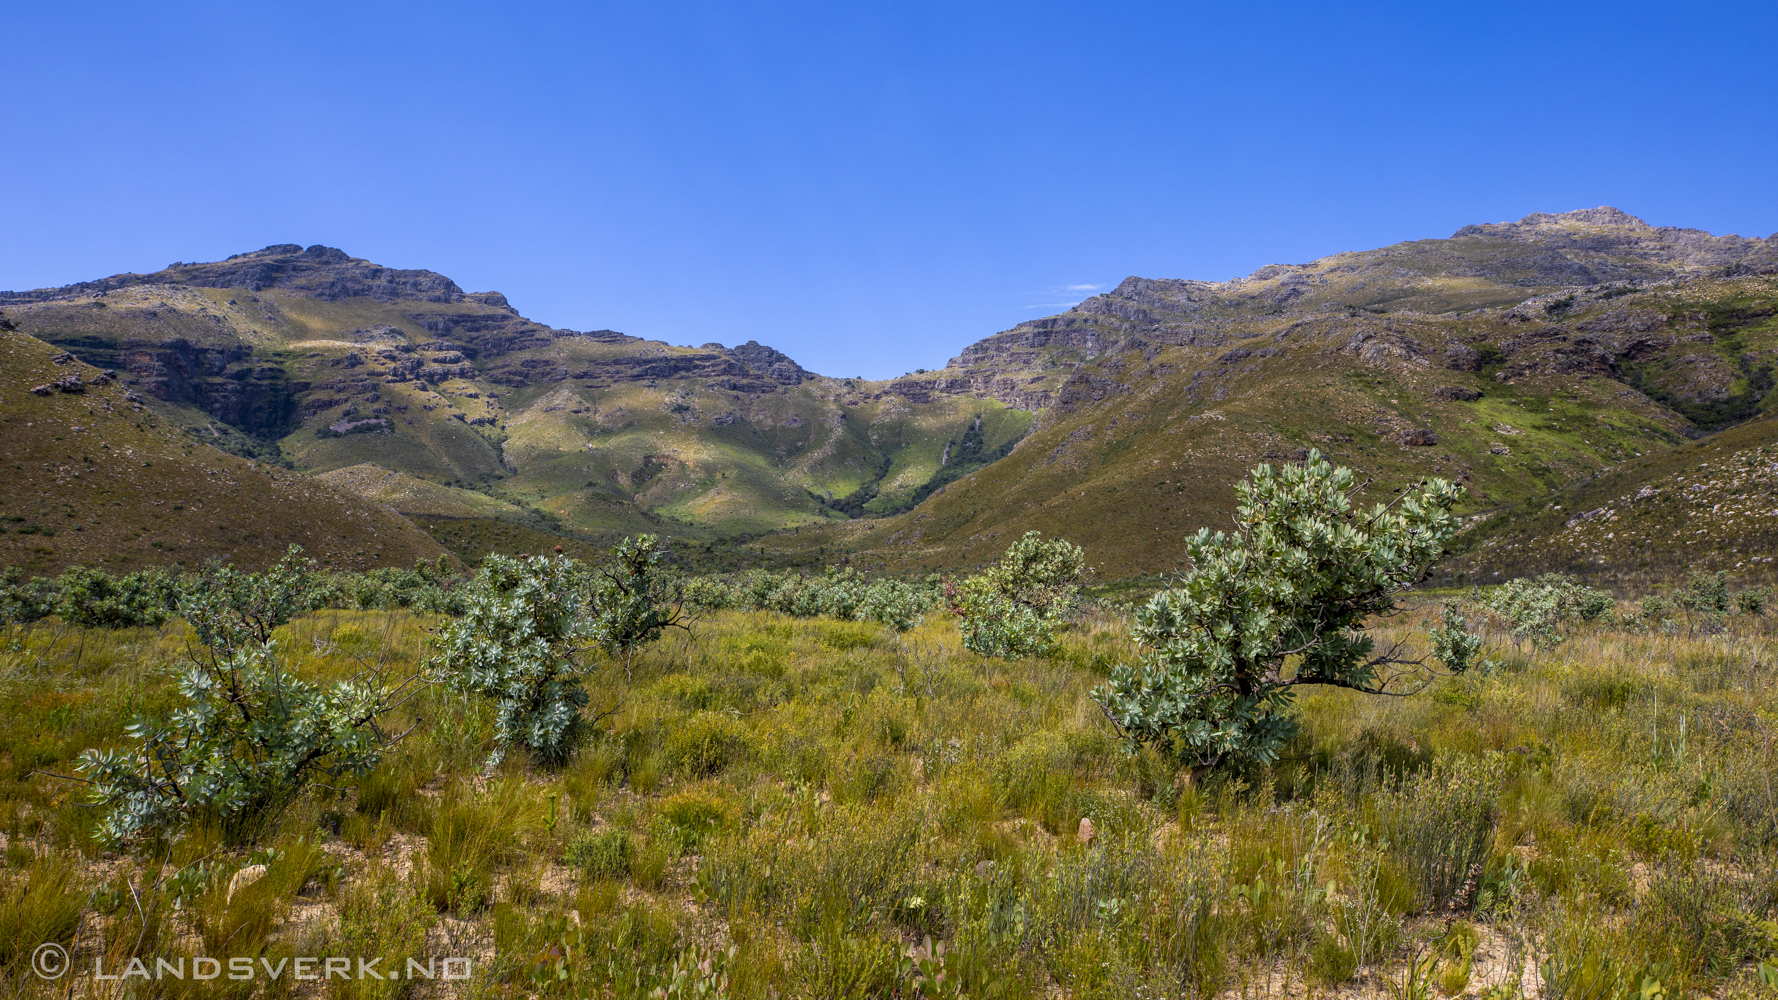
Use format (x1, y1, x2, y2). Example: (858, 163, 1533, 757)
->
(0, 603, 1774, 996)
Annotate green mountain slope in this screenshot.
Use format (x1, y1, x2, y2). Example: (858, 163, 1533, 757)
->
(759, 210, 1778, 578)
(1439, 414, 1778, 591)
(0, 245, 1031, 542)
(0, 328, 450, 574)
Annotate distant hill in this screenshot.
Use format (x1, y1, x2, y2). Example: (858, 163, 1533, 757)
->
(0, 327, 449, 574)
(5, 209, 1774, 581)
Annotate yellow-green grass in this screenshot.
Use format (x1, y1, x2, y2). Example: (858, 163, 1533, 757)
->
(319, 464, 528, 519)
(0, 330, 450, 574)
(3, 598, 1774, 996)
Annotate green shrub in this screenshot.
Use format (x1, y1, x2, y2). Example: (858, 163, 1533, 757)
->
(587, 534, 689, 678)
(432, 552, 596, 767)
(1484, 573, 1615, 648)
(1097, 453, 1473, 775)
(1733, 586, 1771, 615)
(1675, 570, 1731, 615)
(664, 711, 759, 777)
(55, 565, 179, 628)
(657, 788, 738, 852)
(0, 565, 57, 623)
(857, 578, 931, 634)
(946, 531, 1084, 659)
(567, 828, 635, 879)
(76, 548, 419, 843)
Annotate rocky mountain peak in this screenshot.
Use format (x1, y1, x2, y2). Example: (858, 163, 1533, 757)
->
(3, 244, 472, 305)
(160, 244, 464, 302)
(707, 340, 813, 384)
(1519, 206, 1651, 228)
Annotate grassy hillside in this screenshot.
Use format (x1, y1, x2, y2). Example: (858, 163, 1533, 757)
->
(0, 249, 1033, 542)
(767, 277, 1776, 577)
(0, 329, 451, 574)
(317, 463, 529, 519)
(1443, 414, 1778, 591)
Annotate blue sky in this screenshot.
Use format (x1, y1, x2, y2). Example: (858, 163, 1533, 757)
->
(2, 1, 1774, 379)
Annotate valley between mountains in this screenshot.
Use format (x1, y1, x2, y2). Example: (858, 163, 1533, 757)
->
(5, 206, 1776, 587)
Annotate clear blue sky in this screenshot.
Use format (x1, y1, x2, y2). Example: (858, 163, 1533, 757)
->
(3, 1, 1774, 379)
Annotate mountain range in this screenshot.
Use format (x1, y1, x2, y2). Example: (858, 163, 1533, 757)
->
(4, 207, 1775, 586)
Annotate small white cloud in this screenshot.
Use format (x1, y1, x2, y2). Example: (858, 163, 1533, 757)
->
(1025, 302, 1082, 309)
(1064, 283, 1104, 292)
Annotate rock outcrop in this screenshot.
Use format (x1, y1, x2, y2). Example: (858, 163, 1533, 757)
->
(2, 244, 472, 304)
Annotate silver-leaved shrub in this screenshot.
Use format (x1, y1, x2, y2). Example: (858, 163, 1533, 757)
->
(433, 552, 597, 768)
(1094, 452, 1480, 775)
(946, 531, 1084, 658)
(1482, 572, 1614, 649)
(77, 547, 422, 843)
(435, 536, 687, 767)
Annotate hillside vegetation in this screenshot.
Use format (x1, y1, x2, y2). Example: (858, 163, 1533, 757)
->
(0, 329, 448, 574)
(751, 210, 1778, 578)
(1443, 414, 1778, 590)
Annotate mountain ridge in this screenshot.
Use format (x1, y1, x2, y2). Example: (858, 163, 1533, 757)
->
(5, 207, 1775, 581)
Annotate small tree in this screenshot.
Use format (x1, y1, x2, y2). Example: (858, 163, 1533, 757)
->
(1095, 453, 1480, 777)
(946, 531, 1084, 658)
(433, 553, 598, 767)
(588, 534, 689, 679)
(76, 547, 421, 843)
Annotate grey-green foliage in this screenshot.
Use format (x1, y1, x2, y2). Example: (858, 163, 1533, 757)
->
(857, 578, 931, 633)
(76, 547, 418, 843)
(1675, 570, 1731, 615)
(1732, 586, 1770, 616)
(945, 531, 1084, 658)
(54, 565, 180, 628)
(1483, 573, 1615, 649)
(0, 567, 57, 624)
(433, 552, 597, 768)
(1427, 601, 1487, 674)
(1095, 452, 1475, 773)
(588, 534, 688, 677)
(678, 566, 938, 633)
(2, 557, 471, 630)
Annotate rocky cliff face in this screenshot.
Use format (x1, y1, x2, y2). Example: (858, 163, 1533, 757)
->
(49, 333, 298, 432)
(1450, 207, 1778, 276)
(7, 210, 1774, 559)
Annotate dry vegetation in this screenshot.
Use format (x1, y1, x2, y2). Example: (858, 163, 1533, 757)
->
(3, 594, 1775, 998)
(0, 330, 449, 576)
